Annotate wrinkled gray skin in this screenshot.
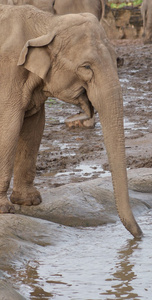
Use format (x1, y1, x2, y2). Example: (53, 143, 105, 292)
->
(141, 0, 152, 43)
(0, 0, 55, 12)
(54, 0, 105, 20)
(0, 5, 142, 238)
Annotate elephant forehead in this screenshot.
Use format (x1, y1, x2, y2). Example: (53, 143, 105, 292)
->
(59, 24, 102, 49)
(53, 32, 107, 67)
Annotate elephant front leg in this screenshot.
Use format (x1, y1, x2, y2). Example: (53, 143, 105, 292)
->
(0, 107, 24, 213)
(10, 105, 45, 206)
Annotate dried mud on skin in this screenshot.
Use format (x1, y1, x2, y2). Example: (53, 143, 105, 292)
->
(36, 39, 152, 189)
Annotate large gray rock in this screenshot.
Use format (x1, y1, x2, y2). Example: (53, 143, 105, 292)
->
(0, 214, 70, 267)
(128, 168, 152, 195)
(13, 177, 149, 226)
(0, 215, 62, 300)
(1, 173, 150, 266)
(0, 280, 26, 300)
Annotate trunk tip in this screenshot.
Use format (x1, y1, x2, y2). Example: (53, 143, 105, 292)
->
(129, 223, 143, 240)
(133, 228, 143, 240)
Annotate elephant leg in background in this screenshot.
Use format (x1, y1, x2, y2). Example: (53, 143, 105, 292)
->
(145, 13, 152, 43)
(0, 102, 24, 213)
(10, 105, 45, 206)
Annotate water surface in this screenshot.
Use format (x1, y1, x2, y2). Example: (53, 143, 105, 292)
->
(3, 210, 152, 300)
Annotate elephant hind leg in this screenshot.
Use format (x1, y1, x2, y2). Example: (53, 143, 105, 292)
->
(10, 105, 45, 206)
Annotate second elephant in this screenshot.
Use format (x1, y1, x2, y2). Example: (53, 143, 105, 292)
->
(1, 0, 105, 19)
(54, 0, 105, 21)
(0, 0, 55, 12)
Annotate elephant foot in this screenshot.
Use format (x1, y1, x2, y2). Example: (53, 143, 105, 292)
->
(10, 188, 42, 206)
(0, 198, 15, 214)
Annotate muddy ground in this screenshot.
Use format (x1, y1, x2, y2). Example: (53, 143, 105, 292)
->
(35, 39, 152, 191)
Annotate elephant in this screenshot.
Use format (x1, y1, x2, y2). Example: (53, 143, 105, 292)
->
(0, 0, 105, 20)
(0, 4, 142, 238)
(0, 0, 55, 12)
(53, 0, 105, 20)
(141, 0, 152, 43)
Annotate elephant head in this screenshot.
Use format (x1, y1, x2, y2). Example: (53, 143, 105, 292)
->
(18, 13, 142, 238)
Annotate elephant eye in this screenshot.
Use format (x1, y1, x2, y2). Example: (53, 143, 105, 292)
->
(77, 64, 93, 82)
(84, 65, 91, 70)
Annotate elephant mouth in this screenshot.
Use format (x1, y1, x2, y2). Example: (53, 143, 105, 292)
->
(76, 89, 94, 118)
(43, 86, 94, 118)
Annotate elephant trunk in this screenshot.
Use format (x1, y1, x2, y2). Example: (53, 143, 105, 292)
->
(89, 74, 143, 238)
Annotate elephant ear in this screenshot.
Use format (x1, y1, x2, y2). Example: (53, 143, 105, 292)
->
(17, 33, 56, 80)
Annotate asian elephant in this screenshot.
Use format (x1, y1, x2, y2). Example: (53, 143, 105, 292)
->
(141, 0, 152, 43)
(0, 0, 105, 20)
(53, 0, 105, 20)
(0, 4, 142, 238)
(0, 0, 55, 12)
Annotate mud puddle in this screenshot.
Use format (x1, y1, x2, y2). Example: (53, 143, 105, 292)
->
(2, 210, 152, 300)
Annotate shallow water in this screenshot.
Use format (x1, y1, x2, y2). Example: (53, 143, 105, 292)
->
(55, 162, 110, 179)
(3, 210, 152, 300)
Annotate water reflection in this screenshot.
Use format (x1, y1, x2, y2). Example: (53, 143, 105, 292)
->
(101, 239, 140, 299)
(14, 261, 54, 299)
(1, 212, 152, 300)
